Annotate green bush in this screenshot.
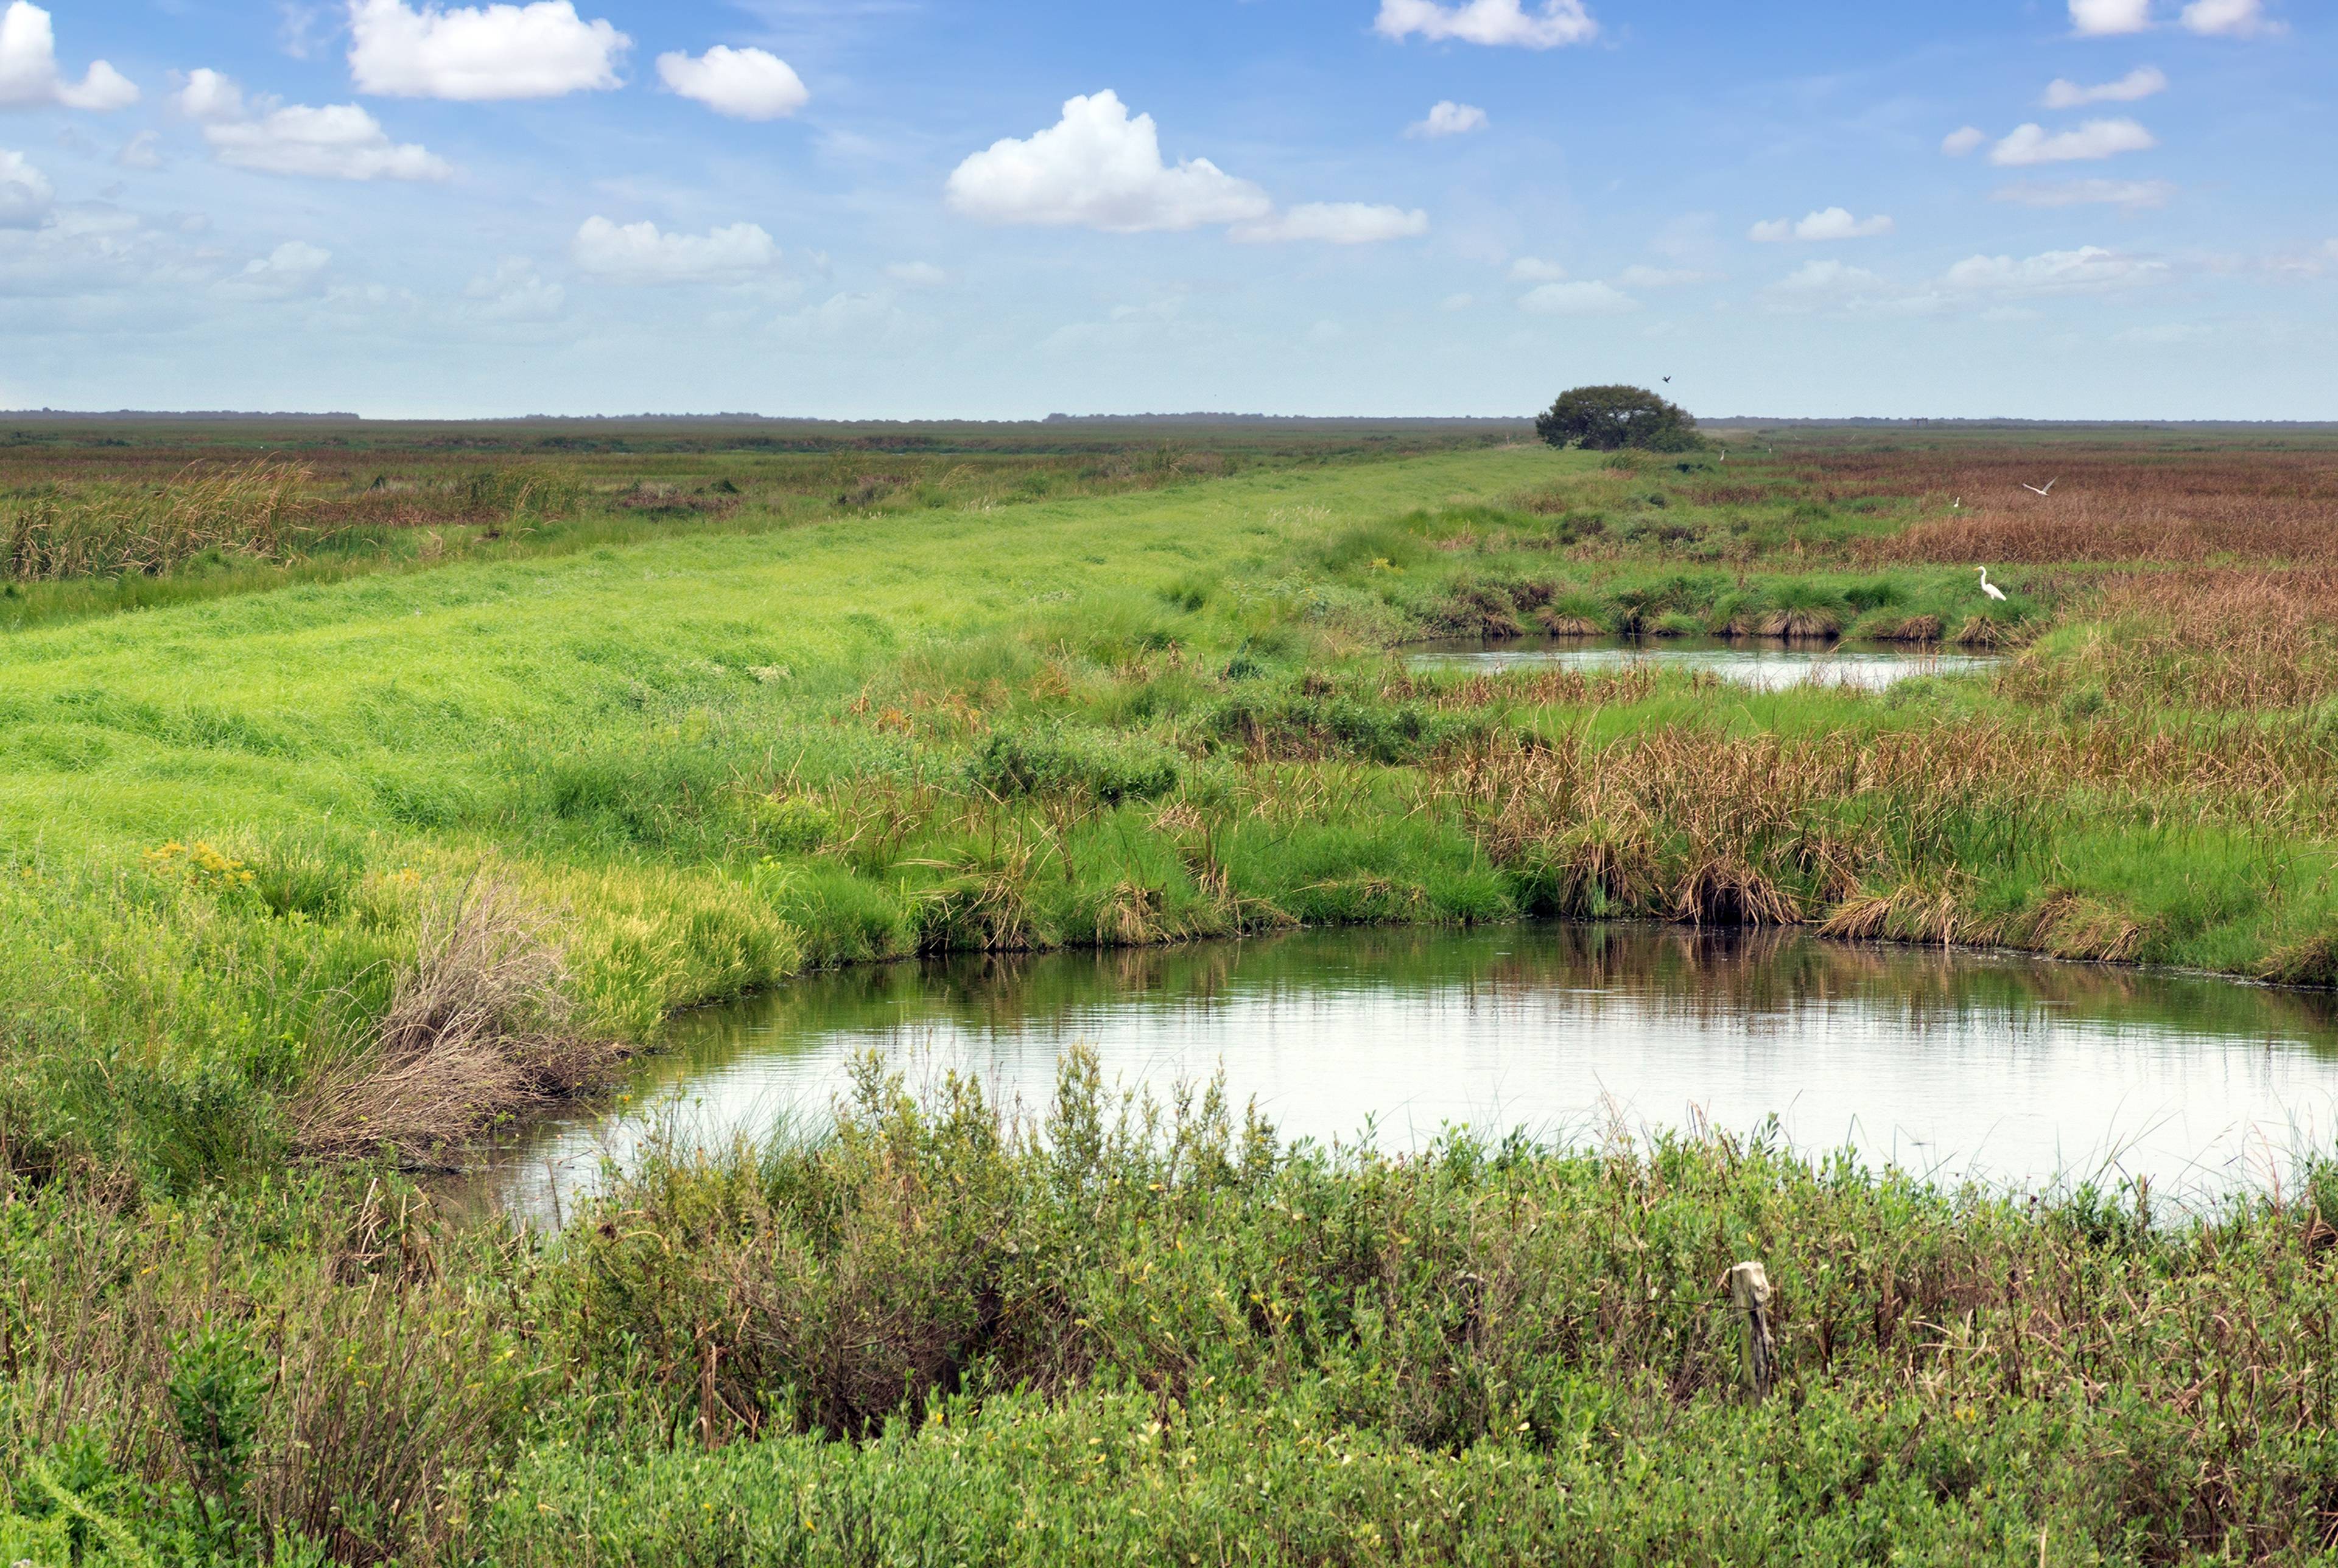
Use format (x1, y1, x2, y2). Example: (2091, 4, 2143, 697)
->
(966, 725, 1185, 803)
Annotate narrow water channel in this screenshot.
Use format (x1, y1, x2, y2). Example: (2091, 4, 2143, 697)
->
(474, 925, 2338, 1223)
(1408, 636, 2003, 689)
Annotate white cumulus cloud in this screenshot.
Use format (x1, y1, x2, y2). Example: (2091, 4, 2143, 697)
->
(2069, 0, 2152, 35)
(1992, 178, 2175, 209)
(0, 2, 138, 110)
(349, 0, 628, 100)
(1942, 126, 1987, 156)
(0, 147, 53, 226)
(656, 46, 807, 120)
(2182, 0, 2276, 34)
(1232, 202, 1428, 245)
(1942, 245, 2169, 296)
(572, 217, 780, 283)
(1517, 279, 1637, 316)
(1990, 118, 2157, 166)
(1750, 207, 1894, 242)
(944, 91, 1269, 234)
(1408, 100, 1488, 138)
(1508, 257, 1565, 282)
(2043, 66, 2168, 107)
(175, 68, 248, 123)
(188, 74, 451, 181)
(1375, 0, 1597, 47)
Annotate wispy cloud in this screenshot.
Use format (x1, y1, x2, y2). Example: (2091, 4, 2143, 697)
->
(2043, 66, 2167, 107)
(1990, 119, 2157, 166)
(1993, 178, 2175, 210)
(1750, 208, 1894, 242)
(2181, 0, 2278, 36)
(1942, 245, 2169, 297)
(1230, 203, 1428, 245)
(1374, 0, 1597, 49)
(1407, 101, 1489, 138)
(1517, 279, 1637, 315)
(572, 217, 782, 283)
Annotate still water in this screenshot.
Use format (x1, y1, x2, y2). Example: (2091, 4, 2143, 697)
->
(1408, 636, 2002, 690)
(478, 926, 2338, 1222)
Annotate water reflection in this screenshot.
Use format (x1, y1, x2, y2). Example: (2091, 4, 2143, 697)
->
(468, 926, 2338, 1223)
(1408, 636, 2002, 690)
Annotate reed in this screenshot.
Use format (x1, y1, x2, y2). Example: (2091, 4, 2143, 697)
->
(2, 460, 316, 580)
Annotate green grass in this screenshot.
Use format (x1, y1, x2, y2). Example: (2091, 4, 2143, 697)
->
(12, 1055, 2338, 1565)
(4, 427, 2338, 1564)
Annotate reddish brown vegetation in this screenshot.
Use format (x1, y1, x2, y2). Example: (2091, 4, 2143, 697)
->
(2018, 569, 2338, 710)
(1831, 447, 2338, 565)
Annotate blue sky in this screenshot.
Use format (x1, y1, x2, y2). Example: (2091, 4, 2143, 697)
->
(0, 0, 2329, 418)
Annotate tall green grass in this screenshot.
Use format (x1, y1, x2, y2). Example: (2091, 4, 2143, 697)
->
(11, 1055, 2338, 1564)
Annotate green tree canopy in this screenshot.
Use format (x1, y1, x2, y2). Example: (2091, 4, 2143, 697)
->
(1534, 385, 1701, 452)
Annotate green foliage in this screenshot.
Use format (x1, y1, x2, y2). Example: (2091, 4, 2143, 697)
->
(1207, 686, 1487, 764)
(167, 1325, 267, 1556)
(2, 426, 2337, 1561)
(1534, 385, 1700, 453)
(966, 724, 1185, 803)
(458, 464, 587, 523)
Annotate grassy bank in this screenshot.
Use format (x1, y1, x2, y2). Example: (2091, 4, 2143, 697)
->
(5, 436, 2334, 1166)
(2, 425, 2337, 1561)
(10, 1056, 2338, 1564)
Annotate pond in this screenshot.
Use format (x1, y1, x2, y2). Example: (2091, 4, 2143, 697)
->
(472, 925, 2338, 1223)
(1406, 636, 2003, 690)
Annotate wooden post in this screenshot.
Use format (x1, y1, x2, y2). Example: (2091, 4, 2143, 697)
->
(1728, 1261, 1775, 1399)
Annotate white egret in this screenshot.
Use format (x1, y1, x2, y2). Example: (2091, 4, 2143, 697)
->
(1977, 566, 2007, 603)
(2021, 479, 2057, 497)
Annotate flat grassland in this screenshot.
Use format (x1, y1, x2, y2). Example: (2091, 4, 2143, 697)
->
(4, 418, 2338, 1566)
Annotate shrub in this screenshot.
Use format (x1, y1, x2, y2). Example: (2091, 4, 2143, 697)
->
(966, 725, 1185, 804)
(1207, 688, 1486, 763)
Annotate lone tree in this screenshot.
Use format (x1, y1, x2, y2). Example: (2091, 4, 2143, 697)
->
(1535, 385, 1701, 452)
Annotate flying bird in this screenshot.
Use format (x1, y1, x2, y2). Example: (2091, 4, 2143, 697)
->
(2021, 479, 2057, 497)
(1662, 376, 1673, 383)
(1977, 566, 2007, 603)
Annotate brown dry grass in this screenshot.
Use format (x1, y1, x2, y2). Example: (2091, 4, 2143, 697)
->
(2007, 569, 2338, 710)
(1427, 715, 2336, 961)
(2, 460, 317, 580)
(291, 880, 609, 1166)
(1839, 447, 2338, 567)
